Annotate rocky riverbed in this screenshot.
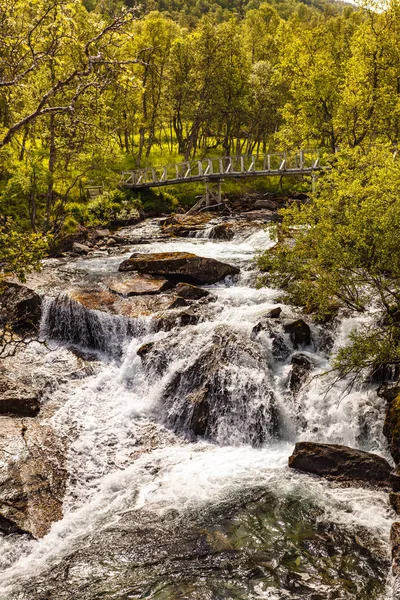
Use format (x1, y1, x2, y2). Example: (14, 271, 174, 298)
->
(0, 210, 399, 599)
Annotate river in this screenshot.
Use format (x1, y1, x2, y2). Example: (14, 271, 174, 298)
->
(0, 217, 394, 599)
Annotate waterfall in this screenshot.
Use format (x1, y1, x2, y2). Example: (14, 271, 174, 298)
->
(0, 221, 394, 600)
(41, 293, 149, 357)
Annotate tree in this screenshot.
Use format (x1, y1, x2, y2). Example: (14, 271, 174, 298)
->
(0, 1, 136, 149)
(258, 147, 400, 380)
(0, 0, 140, 233)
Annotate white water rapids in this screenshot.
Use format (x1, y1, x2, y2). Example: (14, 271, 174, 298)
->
(0, 220, 395, 599)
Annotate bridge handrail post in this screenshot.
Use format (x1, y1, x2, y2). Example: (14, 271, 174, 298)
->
(198, 160, 203, 176)
(219, 158, 223, 174)
(240, 156, 245, 173)
(208, 159, 213, 175)
(299, 150, 304, 169)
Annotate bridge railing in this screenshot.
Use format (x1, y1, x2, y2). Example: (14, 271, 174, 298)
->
(121, 150, 324, 188)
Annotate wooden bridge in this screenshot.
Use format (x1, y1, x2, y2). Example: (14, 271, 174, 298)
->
(121, 150, 324, 189)
(121, 150, 326, 209)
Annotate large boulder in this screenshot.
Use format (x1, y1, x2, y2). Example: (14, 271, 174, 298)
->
(383, 392, 400, 464)
(0, 418, 66, 538)
(118, 252, 240, 284)
(0, 375, 40, 416)
(159, 326, 279, 445)
(288, 442, 392, 488)
(0, 282, 42, 332)
(108, 275, 172, 297)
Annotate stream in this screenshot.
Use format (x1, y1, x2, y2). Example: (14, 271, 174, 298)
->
(0, 217, 394, 599)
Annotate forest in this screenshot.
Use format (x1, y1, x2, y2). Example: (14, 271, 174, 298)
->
(1, 0, 399, 236)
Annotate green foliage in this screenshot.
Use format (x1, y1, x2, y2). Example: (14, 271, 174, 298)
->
(139, 189, 179, 216)
(0, 224, 49, 283)
(258, 147, 400, 378)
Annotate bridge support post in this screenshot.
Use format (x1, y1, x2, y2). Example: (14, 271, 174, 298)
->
(312, 172, 317, 193)
(205, 178, 223, 207)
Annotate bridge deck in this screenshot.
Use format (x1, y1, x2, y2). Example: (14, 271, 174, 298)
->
(121, 151, 324, 189)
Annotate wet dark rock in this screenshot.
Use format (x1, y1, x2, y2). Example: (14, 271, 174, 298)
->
(108, 275, 171, 297)
(251, 319, 291, 362)
(283, 319, 311, 348)
(391, 470, 400, 492)
(383, 392, 400, 464)
(0, 418, 66, 538)
(137, 338, 180, 376)
(289, 353, 315, 394)
(162, 326, 278, 445)
(267, 306, 282, 319)
(0, 282, 42, 332)
(118, 252, 240, 284)
(168, 297, 189, 309)
(175, 283, 213, 301)
(0, 375, 40, 416)
(163, 224, 205, 237)
(161, 214, 213, 238)
(378, 386, 400, 403)
(152, 308, 201, 332)
(289, 442, 391, 488)
(208, 223, 234, 240)
(137, 341, 154, 360)
(390, 493, 400, 514)
(72, 242, 90, 255)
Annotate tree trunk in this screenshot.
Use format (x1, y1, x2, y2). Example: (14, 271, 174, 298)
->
(45, 113, 56, 232)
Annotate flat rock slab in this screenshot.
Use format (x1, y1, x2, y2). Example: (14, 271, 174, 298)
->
(118, 252, 240, 285)
(108, 275, 171, 297)
(69, 289, 173, 318)
(0, 417, 66, 538)
(289, 441, 392, 488)
(0, 375, 40, 416)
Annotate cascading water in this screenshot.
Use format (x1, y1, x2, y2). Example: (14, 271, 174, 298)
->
(0, 221, 394, 599)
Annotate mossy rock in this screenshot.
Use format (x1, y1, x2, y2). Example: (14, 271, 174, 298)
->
(383, 393, 400, 464)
